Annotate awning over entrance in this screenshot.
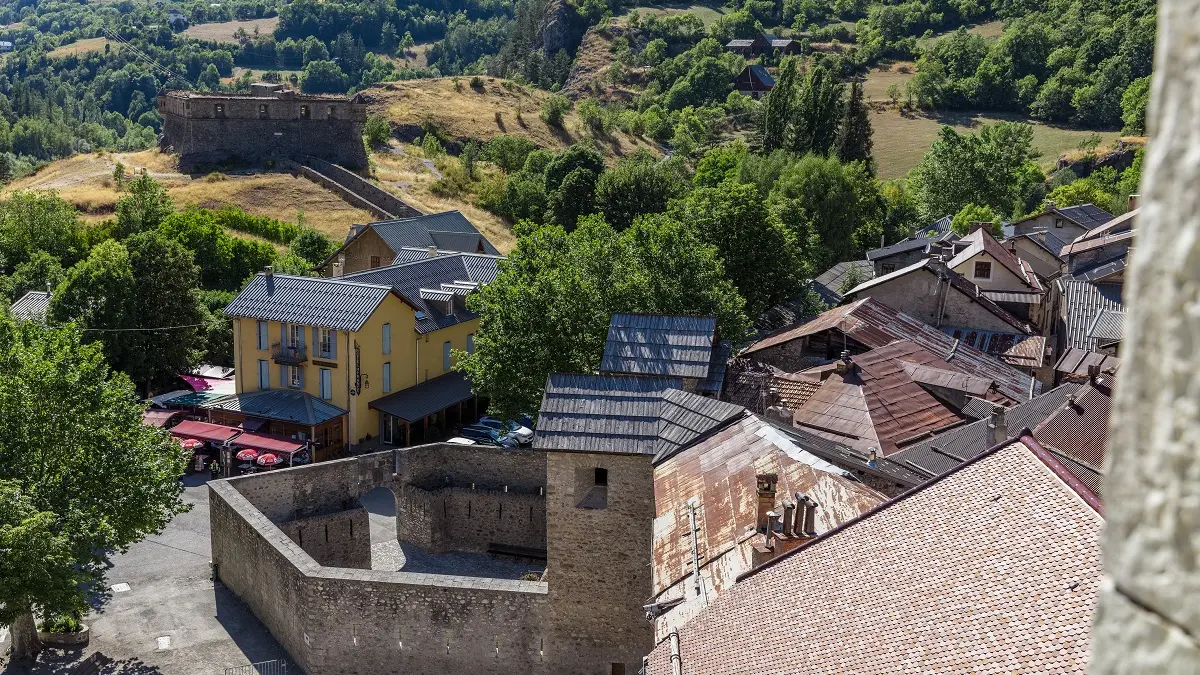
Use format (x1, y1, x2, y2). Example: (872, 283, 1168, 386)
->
(369, 371, 475, 423)
(142, 409, 183, 428)
(170, 420, 242, 443)
(231, 431, 305, 455)
(203, 390, 348, 426)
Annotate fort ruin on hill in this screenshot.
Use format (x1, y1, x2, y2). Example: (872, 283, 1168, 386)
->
(157, 83, 368, 171)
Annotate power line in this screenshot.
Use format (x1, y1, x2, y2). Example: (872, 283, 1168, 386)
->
(81, 323, 208, 333)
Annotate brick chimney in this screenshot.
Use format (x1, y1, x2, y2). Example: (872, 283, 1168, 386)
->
(1128, 194, 1139, 210)
(834, 350, 853, 375)
(988, 405, 1008, 446)
(756, 474, 777, 534)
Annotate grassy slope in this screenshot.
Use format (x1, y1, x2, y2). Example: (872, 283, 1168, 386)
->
(616, 1, 727, 26)
(48, 37, 110, 58)
(183, 17, 280, 44)
(2, 150, 375, 242)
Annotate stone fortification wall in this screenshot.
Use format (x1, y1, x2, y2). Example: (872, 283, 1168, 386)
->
(398, 483, 546, 554)
(303, 157, 422, 220)
(279, 508, 371, 569)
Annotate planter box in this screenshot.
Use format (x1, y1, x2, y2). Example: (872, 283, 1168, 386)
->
(38, 623, 89, 647)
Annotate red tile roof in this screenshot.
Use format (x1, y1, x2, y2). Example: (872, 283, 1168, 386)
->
(644, 436, 1102, 674)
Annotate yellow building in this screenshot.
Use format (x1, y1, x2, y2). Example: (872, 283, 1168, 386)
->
(218, 253, 503, 461)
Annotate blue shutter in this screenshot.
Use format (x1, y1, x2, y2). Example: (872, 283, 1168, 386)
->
(382, 323, 391, 354)
(312, 327, 320, 356)
(279, 362, 286, 388)
(329, 330, 338, 359)
(280, 322, 287, 347)
(298, 366, 305, 389)
(259, 360, 270, 390)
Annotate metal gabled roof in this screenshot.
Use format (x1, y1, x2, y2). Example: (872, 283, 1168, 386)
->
(224, 274, 396, 332)
(9, 290, 49, 322)
(600, 313, 718, 379)
(1060, 279, 1124, 351)
(203, 389, 348, 426)
(369, 211, 500, 256)
(342, 253, 504, 334)
(534, 373, 683, 455)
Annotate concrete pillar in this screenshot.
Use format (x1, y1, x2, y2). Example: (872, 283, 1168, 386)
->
(1092, 1, 1200, 670)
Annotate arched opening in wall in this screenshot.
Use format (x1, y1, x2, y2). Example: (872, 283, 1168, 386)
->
(359, 486, 400, 570)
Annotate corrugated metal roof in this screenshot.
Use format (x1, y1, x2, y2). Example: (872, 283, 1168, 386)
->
(9, 290, 50, 322)
(599, 314, 717, 379)
(981, 290, 1042, 304)
(1062, 229, 1134, 256)
(368, 371, 475, 423)
(743, 298, 1038, 403)
(1056, 203, 1115, 229)
(1031, 380, 1111, 496)
(392, 247, 453, 265)
(534, 374, 682, 455)
(369, 211, 500, 256)
(901, 361, 993, 396)
(1087, 308, 1124, 343)
(224, 274, 395, 332)
(888, 382, 1083, 484)
(1060, 279, 1124, 351)
(653, 389, 744, 464)
(203, 389, 348, 425)
(342, 253, 503, 333)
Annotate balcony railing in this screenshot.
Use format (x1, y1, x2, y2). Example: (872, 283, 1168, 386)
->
(272, 343, 308, 365)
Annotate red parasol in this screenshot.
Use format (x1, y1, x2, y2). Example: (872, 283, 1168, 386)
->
(235, 448, 259, 461)
(256, 453, 282, 467)
(179, 438, 204, 451)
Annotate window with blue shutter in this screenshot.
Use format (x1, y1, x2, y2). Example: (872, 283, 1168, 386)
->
(258, 360, 270, 389)
(382, 323, 391, 354)
(320, 368, 332, 399)
(257, 321, 268, 350)
(443, 341, 452, 371)
(382, 362, 391, 393)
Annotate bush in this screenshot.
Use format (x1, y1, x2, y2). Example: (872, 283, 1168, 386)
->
(211, 207, 300, 244)
(540, 94, 571, 127)
(422, 134, 445, 158)
(576, 98, 608, 134)
(470, 75, 485, 90)
(39, 614, 82, 634)
(484, 135, 537, 173)
(364, 115, 392, 146)
(204, 172, 228, 183)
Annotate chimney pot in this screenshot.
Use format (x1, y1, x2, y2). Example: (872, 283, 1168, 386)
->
(428, 245, 438, 257)
(801, 498, 818, 536)
(765, 511, 779, 549)
(781, 501, 795, 537)
(264, 265, 274, 278)
(988, 404, 1008, 446)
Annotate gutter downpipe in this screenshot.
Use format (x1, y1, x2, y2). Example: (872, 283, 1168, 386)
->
(669, 632, 682, 675)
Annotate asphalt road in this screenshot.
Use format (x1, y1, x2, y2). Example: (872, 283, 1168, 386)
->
(2, 474, 287, 675)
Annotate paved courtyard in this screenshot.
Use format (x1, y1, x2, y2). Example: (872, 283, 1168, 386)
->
(1, 475, 287, 675)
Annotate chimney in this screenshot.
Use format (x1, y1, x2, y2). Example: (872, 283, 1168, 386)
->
(834, 350, 852, 374)
(332, 261, 343, 277)
(765, 511, 779, 549)
(1128, 194, 1139, 210)
(781, 500, 795, 537)
(867, 447, 878, 468)
(988, 405, 1008, 446)
(801, 498, 818, 536)
(428, 245, 438, 257)
(45, 280, 52, 298)
(791, 493, 805, 536)
(264, 265, 275, 292)
(1087, 363, 1101, 384)
(756, 474, 777, 534)
(969, 221, 992, 235)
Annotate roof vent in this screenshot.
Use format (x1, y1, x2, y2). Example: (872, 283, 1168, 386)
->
(415, 311, 426, 320)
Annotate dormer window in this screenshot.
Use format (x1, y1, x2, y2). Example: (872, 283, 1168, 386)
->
(974, 261, 993, 279)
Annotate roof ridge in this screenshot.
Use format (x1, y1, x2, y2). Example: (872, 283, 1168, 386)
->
(734, 431, 1097, 583)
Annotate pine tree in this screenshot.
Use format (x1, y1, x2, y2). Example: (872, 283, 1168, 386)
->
(837, 79, 874, 167)
(789, 64, 844, 156)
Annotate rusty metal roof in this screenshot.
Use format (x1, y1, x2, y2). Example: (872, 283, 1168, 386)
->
(1031, 378, 1111, 496)
(1055, 347, 1119, 376)
(744, 298, 1037, 403)
(792, 341, 969, 456)
(650, 415, 885, 634)
(901, 361, 993, 396)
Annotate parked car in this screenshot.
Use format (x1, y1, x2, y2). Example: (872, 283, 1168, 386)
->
(458, 425, 519, 448)
(446, 436, 477, 445)
(477, 416, 534, 445)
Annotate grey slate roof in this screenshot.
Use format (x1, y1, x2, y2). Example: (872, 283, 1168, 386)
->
(726, 39, 754, 47)
(1056, 204, 1115, 230)
(533, 374, 744, 457)
(887, 382, 1083, 483)
(599, 314, 717, 380)
(865, 237, 935, 261)
(369, 371, 475, 423)
(342, 253, 503, 333)
(203, 389, 348, 426)
(534, 374, 683, 455)
(698, 341, 732, 395)
(1060, 279, 1124, 351)
(392, 247, 454, 265)
(1074, 257, 1126, 283)
(747, 64, 775, 87)
(916, 215, 954, 239)
(9, 290, 50, 322)
(368, 211, 500, 256)
(812, 260, 874, 305)
(224, 274, 395, 332)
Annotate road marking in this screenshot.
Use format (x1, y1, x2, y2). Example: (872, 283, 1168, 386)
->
(156, 636, 171, 650)
(111, 583, 131, 593)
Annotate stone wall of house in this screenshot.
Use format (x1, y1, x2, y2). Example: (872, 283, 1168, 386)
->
(398, 483, 546, 554)
(853, 270, 1023, 335)
(1011, 214, 1089, 243)
(545, 451, 657, 674)
(325, 229, 403, 276)
(279, 507, 371, 569)
(1092, 3, 1200, 670)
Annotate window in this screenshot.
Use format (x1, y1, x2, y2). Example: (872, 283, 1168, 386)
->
(973, 261, 993, 279)
(257, 320, 268, 350)
(1054, 218, 1064, 228)
(443, 341, 452, 371)
(214, 103, 225, 118)
(258, 360, 270, 389)
(610, 665, 626, 675)
(576, 465, 608, 509)
(319, 368, 332, 400)
(288, 323, 304, 348)
(258, 104, 269, 119)
(594, 467, 608, 486)
(880, 263, 896, 274)
(327, 105, 336, 119)
(369, 255, 382, 269)
(467, 333, 475, 354)
(382, 362, 391, 393)
(299, 105, 310, 119)
(319, 327, 333, 358)
(382, 323, 391, 354)
(288, 366, 301, 388)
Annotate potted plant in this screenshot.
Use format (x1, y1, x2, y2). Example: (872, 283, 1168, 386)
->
(37, 613, 90, 647)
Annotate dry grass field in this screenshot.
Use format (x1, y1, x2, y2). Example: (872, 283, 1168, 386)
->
(48, 37, 110, 58)
(617, 1, 727, 26)
(363, 78, 660, 159)
(183, 17, 279, 44)
(3, 150, 375, 240)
